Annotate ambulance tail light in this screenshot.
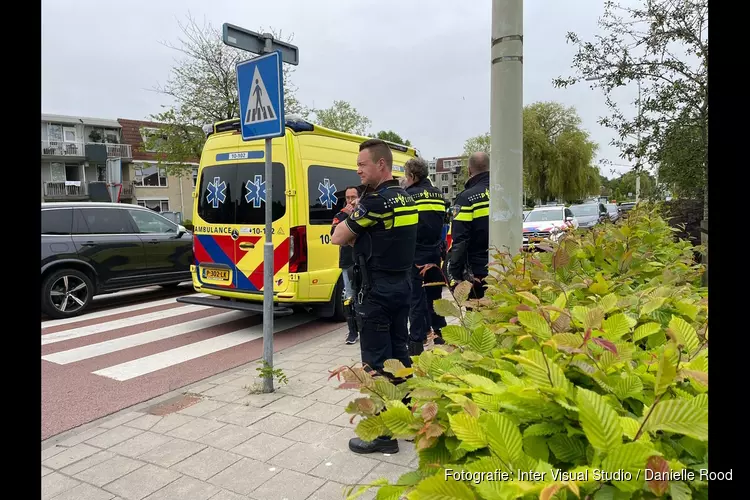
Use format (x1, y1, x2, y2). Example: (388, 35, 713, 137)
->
(289, 226, 308, 273)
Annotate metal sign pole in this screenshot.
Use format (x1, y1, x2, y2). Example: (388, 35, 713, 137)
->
(262, 136, 274, 393)
(224, 23, 297, 393)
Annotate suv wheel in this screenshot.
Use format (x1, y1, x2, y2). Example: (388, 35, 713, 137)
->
(42, 269, 93, 319)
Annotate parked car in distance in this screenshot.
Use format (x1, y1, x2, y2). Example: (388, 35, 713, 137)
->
(569, 203, 608, 229)
(522, 205, 578, 250)
(618, 202, 637, 216)
(523, 210, 530, 221)
(605, 203, 620, 222)
(41, 202, 193, 318)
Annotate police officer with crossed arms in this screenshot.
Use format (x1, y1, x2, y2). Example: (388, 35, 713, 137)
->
(331, 138, 418, 455)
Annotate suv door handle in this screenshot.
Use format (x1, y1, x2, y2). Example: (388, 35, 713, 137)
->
(147, 239, 159, 244)
(81, 242, 96, 247)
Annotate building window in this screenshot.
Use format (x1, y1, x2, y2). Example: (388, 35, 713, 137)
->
(134, 163, 168, 187)
(137, 199, 170, 213)
(192, 167, 199, 188)
(442, 186, 449, 194)
(441, 173, 449, 181)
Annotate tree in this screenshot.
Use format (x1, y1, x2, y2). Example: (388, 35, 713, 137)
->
(553, 0, 708, 219)
(656, 112, 705, 200)
(373, 130, 411, 147)
(608, 170, 656, 201)
(456, 132, 490, 188)
(145, 14, 308, 176)
(458, 103, 600, 203)
(311, 100, 371, 136)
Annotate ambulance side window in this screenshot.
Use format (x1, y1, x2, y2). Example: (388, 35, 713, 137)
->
(307, 165, 361, 225)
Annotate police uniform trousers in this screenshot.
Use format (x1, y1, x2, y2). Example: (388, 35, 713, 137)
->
(357, 270, 413, 374)
(408, 266, 430, 344)
(423, 266, 447, 333)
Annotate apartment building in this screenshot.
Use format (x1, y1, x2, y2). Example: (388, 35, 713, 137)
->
(41, 114, 134, 203)
(41, 113, 199, 221)
(433, 156, 465, 202)
(118, 118, 199, 221)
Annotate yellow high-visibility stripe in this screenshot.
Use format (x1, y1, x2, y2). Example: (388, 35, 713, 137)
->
(394, 213, 419, 227)
(454, 211, 474, 222)
(416, 203, 447, 212)
(474, 207, 489, 218)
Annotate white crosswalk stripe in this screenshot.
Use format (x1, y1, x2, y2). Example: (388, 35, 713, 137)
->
(41, 292, 318, 382)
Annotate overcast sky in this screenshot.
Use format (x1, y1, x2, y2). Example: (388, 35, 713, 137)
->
(42, 0, 641, 179)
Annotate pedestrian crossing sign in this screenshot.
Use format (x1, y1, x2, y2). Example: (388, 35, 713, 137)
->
(236, 50, 286, 141)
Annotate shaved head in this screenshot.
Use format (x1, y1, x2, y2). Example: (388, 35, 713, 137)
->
(468, 151, 490, 175)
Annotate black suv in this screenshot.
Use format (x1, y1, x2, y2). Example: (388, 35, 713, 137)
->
(41, 202, 193, 318)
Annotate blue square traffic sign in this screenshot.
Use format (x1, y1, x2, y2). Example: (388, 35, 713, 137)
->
(236, 51, 286, 141)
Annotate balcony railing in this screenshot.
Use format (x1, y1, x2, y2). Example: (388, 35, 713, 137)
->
(105, 143, 132, 159)
(120, 181, 134, 198)
(41, 141, 132, 159)
(41, 141, 85, 157)
(43, 181, 88, 199)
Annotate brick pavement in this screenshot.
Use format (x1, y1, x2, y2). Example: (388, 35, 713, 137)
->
(41, 323, 442, 500)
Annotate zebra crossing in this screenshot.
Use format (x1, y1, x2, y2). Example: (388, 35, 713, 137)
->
(41, 289, 338, 440)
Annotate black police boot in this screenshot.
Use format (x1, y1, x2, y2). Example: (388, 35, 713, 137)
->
(408, 339, 424, 356)
(433, 328, 445, 345)
(344, 299, 358, 345)
(349, 435, 399, 454)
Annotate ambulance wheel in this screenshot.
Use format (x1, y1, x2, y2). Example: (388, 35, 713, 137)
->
(42, 268, 94, 319)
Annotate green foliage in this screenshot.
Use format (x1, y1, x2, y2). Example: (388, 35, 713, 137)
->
(255, 361, 288, 385)
(340, 203, 708, 499)
(373, 130, 411, 147)
(312, 100, 371, 136)
(459, 102, 601, 203)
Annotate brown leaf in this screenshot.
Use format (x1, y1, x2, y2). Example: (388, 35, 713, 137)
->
(646, 456, 670, 496)
(463, 400, 481, 418)
(540, 484, 562, 500)
(592, 337, 618, 355)
(552, 314, 571, 333)
(680, 369, 708, 387)
(553, 248, 570, 269)
(417, 434, 438, 450)
(537, 244, 554, 253)
(583, 328, 592, 344)
(421, 401, 438, 421)
(515, 304, 533, 312)
(338, 382, 361, 390)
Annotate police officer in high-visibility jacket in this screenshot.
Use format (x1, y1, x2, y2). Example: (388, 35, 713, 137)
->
(402, 157, 449, 355)
(447, 151, 491, 299)
(331, 138, 418, 455)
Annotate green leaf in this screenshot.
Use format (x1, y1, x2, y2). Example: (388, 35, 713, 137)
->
(406, 470, 478, 500)
(441, 325, 470, 345)
(457, 374, 504, 394)
(602, 313, 637, 340)
(675, 300, 700, 321)
(669, 481, 693, 500)
(643, 398, 708, 441)
(654, 346, 677, 396)
(375, 485, 406, 500)
(463, 456, 508, 475)
(522, 435, 549, 462)
(396, 471, 424, 486)
(619, 417, 641, 441)
(355, 415, 389, 441)
(469, 325, 497, 354)
(599, 293, 618, 313)
(480, 413, 524, 467)
(601, 442, 656, 492)
(372, 379, 404, 402)
(593, 485, 634, 500)
(612, 376, 644, 401)
(382, 360, 407, 377)
(448, 412, 487, 451)
(640, 297, 666, 316)
(523, 422, 564, 437)
(633, 322, 661, 341)
(433, 299, 461, 318)
(576, 387, 622, 453)
(584, 307, 605, 330)
(668, 315, 700, 354)
(381, 401, 417, 438)
(517, 311, 552, 339)
(516, 291, 540, 305)
(548, 434, 586, 463)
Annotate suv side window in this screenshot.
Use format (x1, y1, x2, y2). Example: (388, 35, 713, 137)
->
(564, 208, 574, 219)
(76, 208, 135, 234)
(128, 209, 177, 233)
(41, 209, 73, 235)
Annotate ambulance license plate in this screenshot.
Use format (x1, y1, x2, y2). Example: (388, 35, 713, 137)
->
(203, 268, 230, 282)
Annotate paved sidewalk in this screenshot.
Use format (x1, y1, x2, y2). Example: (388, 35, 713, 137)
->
(42, 324, 419, 500)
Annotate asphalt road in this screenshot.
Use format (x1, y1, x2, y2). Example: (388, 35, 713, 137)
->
(41, 287, 343, 441)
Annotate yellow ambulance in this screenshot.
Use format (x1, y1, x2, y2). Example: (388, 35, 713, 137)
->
(179, 115, 418, 320)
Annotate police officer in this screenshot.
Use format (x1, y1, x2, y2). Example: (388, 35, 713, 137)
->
(402, 157, 449, 355)
(447, 151, 490, 299)
(331, 138, 417, 455)
(331, 185, 362, 345)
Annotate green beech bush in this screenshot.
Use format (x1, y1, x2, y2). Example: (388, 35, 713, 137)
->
(334, 203, 708, 500)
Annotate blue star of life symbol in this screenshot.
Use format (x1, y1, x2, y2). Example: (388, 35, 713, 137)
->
(206, 176, 227, 208)
(318, 178, 338, 210)
(245, 175, 266, 208)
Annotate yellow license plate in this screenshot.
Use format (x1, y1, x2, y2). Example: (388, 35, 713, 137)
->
(203, 268, 230, 281)
(530, 237, 542, 242)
